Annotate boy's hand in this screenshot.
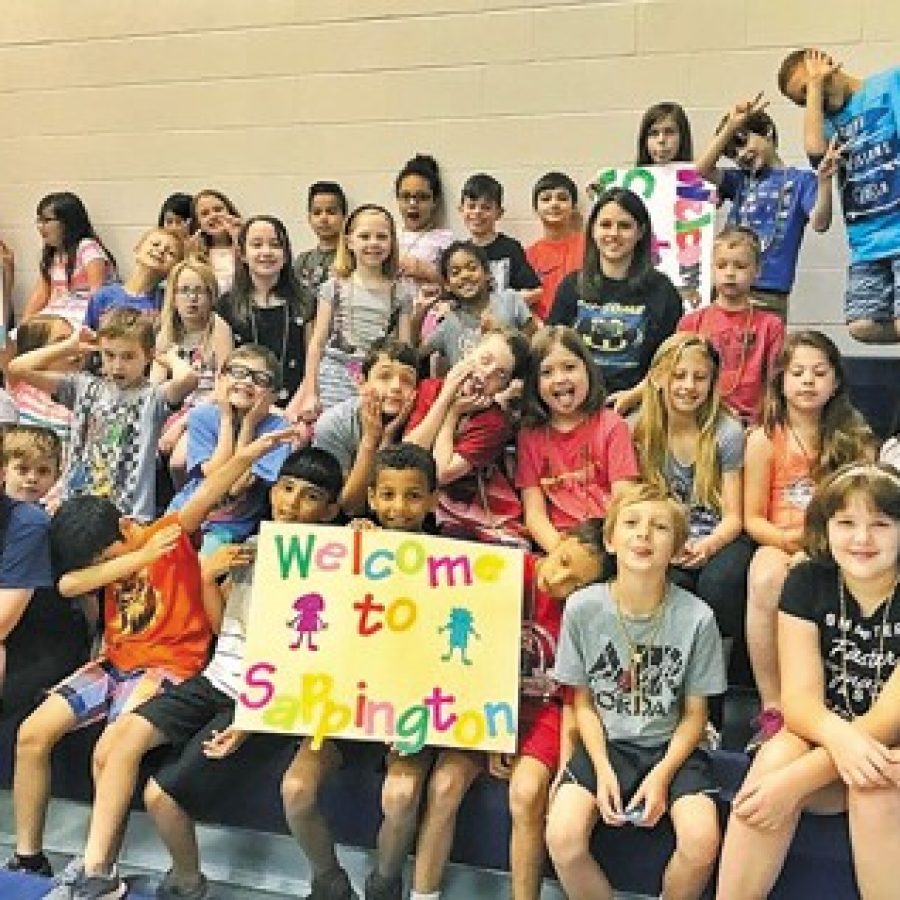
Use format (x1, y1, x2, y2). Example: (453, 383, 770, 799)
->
(202, 726, 248, 759)
(594, 758, 624, 825)
(627, 765, 669, 828)
(137, 523, 183, 566)
(804, 49, 841, 85)
(349, 518, 378, 531)
(725, 92, 769, 132)
(201, 542, 256, 582)
(244, 393, 273, 431)
(295, 387, 321, 424)
(238, 425, 302, 463)
(358, 385, 385, 444)
(816, 135, 845, 181)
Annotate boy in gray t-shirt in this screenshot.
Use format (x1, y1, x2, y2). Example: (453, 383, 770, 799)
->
(546, 483, 725, 900)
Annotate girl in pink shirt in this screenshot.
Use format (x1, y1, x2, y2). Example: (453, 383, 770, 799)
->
(517, 325, 639, 552)
(23, 192, 116, 326)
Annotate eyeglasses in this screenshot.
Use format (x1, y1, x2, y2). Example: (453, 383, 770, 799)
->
(398, 192, 434, 204)
(175, 286, 210, 299)
(223, 363, 275, 388)
(35, 216, 59, 225)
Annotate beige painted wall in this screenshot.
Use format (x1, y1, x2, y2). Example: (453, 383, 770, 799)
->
(1, 0, 898, 352)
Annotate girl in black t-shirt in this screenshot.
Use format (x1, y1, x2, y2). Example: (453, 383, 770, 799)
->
(717, 463, 900, 900)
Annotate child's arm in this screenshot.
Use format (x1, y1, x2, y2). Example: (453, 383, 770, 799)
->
(522, 486, 562, 553)
(58, 522, 183, 598)
(572, 686, 623, 822)
(199, 542, 255, 634)
(396, 308, 412, 345)
(695, 93, 770, 186)
(800, 50, 838, 158)
(296, 291, 333, 420)
(630, 695, 707, 827)
(682, 468, 743, 567)
(21, 278, 50, 321)
(809, 136, 841, 232)
(743, 428, 801, 551)
(178, 425, 296, 536)
(199, 395, 236, 477)
(404, 362, 471, 451)
(227, 397, 273, 497)
(7, 325, 91, 395)
(158, 347, 201, 407)
(608, 378, 646, 417)
(432, 393, 493, 485)
(210, 314, 235, 371)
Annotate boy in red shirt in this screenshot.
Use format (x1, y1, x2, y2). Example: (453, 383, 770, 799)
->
(678, 226, 784, 425)
(6, 427, 295, 887)
(526, 172, 585, 322)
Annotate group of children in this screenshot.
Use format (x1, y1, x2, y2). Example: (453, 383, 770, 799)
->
(0, 44, 897, 900)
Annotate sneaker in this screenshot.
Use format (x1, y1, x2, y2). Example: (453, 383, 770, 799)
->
(44, 862, 126, 900)
(306, 866, 358, 899)
(4, 851, 52, 878)
(51, 857, 85, 888)
(364, 870, 402, 900)
(745, 707, 784, 754)
(157, 869, 210, 900)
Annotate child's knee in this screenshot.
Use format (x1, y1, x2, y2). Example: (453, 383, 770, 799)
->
(545, 804, 587, 866)
(426, 760, 474, 815)
(16, 718, 56, 759)
(848, 783, 900, 824)
(382, 771, 423, 822)
(143, 777, 176, 814)
(675, 813, 720, 870)
(508, 770, 548, 824)
(281, 767, 320, 819)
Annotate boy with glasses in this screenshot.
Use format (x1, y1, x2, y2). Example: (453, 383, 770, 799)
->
(167, 344, 291, 552)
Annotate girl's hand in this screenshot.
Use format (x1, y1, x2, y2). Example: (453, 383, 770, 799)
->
(817, 135, 846, 181)
(787, 549, 808, 570)
(296, 388, 322, 424)
(223, 215, 244, 243)
(733, 770, 800, 830)
(202, 726, 248, 759)
(824, 719, 895, 789)
(399, 254, 422, 280)
(184, 232, 207, 260)
(349, 518, 378, 531)
(607, 389, 639, 418)
(493, 378, 523, 414)
(594, 759, 624, 825)
(677, 537, 716, 569)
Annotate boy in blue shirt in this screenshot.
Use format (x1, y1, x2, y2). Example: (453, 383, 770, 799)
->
(779, 48, 900, 343)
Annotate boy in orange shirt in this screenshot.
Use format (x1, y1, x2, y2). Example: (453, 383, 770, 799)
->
(526, 172, 585, 322)
(5, 426, 295, 889)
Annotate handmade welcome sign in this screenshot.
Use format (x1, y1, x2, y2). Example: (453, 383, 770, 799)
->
(234, 523, 524, 754)
(589, 163, 717, 307)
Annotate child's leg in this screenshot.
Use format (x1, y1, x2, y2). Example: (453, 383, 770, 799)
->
(281, 738, 343, 880)
(545, 781, 609, 900)
(83, 712, 166, 872)
(664, 793, 719, 900)
(412, 749, 483, 893)
(12, 693, 78, 855)
(848, 782, 900, 900)
(373, 750, 433, 883)
(745, 547, 791, 709)
(507, 755, 552, 900)
(143, 778, 202, 885)
(715, 731, 843, 900)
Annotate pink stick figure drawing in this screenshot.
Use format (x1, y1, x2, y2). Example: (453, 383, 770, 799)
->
(287, 592, 327, 651)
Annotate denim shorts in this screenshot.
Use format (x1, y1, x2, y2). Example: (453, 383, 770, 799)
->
(845, 256, 900, 322)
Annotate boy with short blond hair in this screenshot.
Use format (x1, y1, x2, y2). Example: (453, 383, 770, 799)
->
(0, 425, 81, 712)
(84, 226, 184, 331)
(9, 305, 199, 521)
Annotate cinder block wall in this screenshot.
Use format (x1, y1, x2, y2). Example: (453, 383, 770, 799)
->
(0, 0, 897, 353)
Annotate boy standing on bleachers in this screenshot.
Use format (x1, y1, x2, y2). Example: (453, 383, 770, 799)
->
(4, 427, 294, 895)
(8, 306, 198, 521)
(779, 48, 900, 343)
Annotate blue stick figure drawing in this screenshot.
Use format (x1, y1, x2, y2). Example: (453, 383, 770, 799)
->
(287, 592, 327, 651)
(439, 607, 481, 665)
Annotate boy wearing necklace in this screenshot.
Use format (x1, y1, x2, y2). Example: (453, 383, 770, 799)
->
(546, 482, 725, 900)
(695, 96, 837, 320)
(677, 226, 784, 426)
